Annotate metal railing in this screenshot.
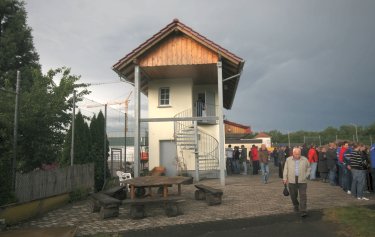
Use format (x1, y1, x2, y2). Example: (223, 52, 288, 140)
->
(174, 108, 219, 173)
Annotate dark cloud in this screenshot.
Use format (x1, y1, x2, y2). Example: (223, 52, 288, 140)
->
(25, 0, 375, 132)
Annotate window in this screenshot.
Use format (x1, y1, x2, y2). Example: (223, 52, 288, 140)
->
(159, 87, 170, 106)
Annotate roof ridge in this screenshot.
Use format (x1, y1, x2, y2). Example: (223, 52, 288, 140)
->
(113, 19, 243, 68)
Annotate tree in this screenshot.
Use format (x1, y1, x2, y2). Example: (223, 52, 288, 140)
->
(0, 0, 41, 90)
(89, 111, 109, 191)
(17, 68, 89, 172)
(0, 0, 41, 205)
(61, 111, 91, 165)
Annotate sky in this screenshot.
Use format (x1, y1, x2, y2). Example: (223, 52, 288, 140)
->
(24, 0, 375, 133)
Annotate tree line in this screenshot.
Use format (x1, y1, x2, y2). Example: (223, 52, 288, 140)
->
(0, 0, 108, 205)
(263, 123, 375, 146)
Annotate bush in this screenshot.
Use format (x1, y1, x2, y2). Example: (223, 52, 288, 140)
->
(69, 187, 90, 202)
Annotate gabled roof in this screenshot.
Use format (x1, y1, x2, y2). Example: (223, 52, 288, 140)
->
(112, 19, 245, 109)
(224, 120, 251, 132)
(255, 132, 271, 138)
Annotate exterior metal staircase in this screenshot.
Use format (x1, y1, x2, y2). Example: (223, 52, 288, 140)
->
(174, 108, 219, 180)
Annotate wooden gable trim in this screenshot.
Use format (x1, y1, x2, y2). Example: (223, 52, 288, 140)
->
(113, 19, 244, 72)
(138, 34, 219, 67)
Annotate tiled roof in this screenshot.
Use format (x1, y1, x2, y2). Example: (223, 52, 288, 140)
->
(113, 18, 243, 69)
(255, 132, 271, 138)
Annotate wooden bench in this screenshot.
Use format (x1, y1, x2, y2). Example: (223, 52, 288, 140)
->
(122, 196, 185, 219)
(90, 193, 122, 219)
(194, 184, 223, 205)
(103, 186, 127, 200)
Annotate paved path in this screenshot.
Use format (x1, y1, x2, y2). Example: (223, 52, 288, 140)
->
(11, 166, 375, 236)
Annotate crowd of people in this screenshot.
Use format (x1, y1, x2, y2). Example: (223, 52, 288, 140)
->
(226, 141, 375, 198)
(226, 141, 374, 217)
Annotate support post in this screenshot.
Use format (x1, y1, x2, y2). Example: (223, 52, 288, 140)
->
(217, 61, 225, 186)
(194, 121, 199, 182)
(12, 71, 21, 190)
(123, 112, 127, 171)
(134, 65, 140, 177)
(70, 90, 76, 166)
(103, 104, 107, 185)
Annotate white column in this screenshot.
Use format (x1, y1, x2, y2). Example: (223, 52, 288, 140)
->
(134, 65, 140, 177)
(217, 61, 225, 186)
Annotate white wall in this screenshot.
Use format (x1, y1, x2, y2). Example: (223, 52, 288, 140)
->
(148, 78, 193, 170)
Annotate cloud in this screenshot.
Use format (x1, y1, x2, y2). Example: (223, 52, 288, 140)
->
(25, 0, 375, 132)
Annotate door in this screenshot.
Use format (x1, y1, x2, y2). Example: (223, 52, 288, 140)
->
(160, 140, 177, 176)
(205, 91, 215, 117)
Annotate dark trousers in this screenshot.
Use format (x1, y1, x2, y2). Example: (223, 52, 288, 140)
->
(370, 168, 375, 192)
(252, 160, 259, 175)
(288, 177, 307, 212)
(279, 162, 285, 178)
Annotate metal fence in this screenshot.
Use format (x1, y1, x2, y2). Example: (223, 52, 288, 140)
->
(15, 163, 94, 203)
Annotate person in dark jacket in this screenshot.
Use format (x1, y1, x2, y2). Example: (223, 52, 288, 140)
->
(233, 146, 240, 174)
(278, 146, 286, 178)
(272, 147, 279, 167)
(318, 147, 328, 182)
(326, 142, 337, 185)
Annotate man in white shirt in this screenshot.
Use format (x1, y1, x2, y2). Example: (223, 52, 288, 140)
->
(283, 147, 311, 217)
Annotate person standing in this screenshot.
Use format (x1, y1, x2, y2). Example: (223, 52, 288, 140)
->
(348, 144, 370, 200)
(318, 147, 328, 182)
(272, 147, 279, 167)
(226, 145, 234, 174)
(250, 145, 259, 175)
(369, 144, 375, 192)
(233, 146, 240, 174)
(259, 144, 270, 183)
(308, 145, 318, 180)
(240, 145, 248, 175)
(283, 147, 311, 217)
(278, 146, 286, 178)
(337, 142, 349, 188)
(326, 142, 337, 186)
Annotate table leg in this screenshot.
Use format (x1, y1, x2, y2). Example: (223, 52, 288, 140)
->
(163, 185, 168, 198)
(148, 187, 152, 197)
(178, 184, 181, 195)
(131, 185, 135, 199)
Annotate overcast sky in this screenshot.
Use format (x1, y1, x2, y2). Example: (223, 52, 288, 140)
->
(24, 0, 375, 132)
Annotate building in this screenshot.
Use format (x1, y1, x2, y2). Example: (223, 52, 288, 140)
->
(254, 132, 272, 148)
(112, 19, 245, 183)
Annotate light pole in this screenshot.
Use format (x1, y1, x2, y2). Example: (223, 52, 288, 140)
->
(350, 123, 358, 143)
(1, 71, 21, 191)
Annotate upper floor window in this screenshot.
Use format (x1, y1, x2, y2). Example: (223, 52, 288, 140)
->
(159, 87, 170, 106)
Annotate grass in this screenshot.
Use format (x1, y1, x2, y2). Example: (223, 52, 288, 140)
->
(323, 205, 375, 237)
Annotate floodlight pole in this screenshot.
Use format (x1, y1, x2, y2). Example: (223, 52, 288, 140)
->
(12, 71, 21, 191)
(70, 90, 76, 166)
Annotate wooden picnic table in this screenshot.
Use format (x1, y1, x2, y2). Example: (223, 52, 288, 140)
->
(123, 176, 192, 199)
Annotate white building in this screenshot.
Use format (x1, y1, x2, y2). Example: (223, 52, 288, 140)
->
(112, 19, 245, 183)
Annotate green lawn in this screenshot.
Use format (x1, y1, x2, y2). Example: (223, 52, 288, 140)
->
(323, 205, 375, 237)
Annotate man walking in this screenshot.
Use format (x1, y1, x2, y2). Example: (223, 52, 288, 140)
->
(250, 145, 259, 175)
(283, 147, 311, 217)
(240, 145, 248, 175)
(259, 144, 270, 183)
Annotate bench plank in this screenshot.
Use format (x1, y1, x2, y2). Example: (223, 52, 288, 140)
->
(90, 193, 122, 219)
(194, 184, 223, 205)
(123, 196, 185, 219)
(195, 184, 223, 195)
(103, 186, 127, 200)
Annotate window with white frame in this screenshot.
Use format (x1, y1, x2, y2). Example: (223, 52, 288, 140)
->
(159, 87, 170, 106)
